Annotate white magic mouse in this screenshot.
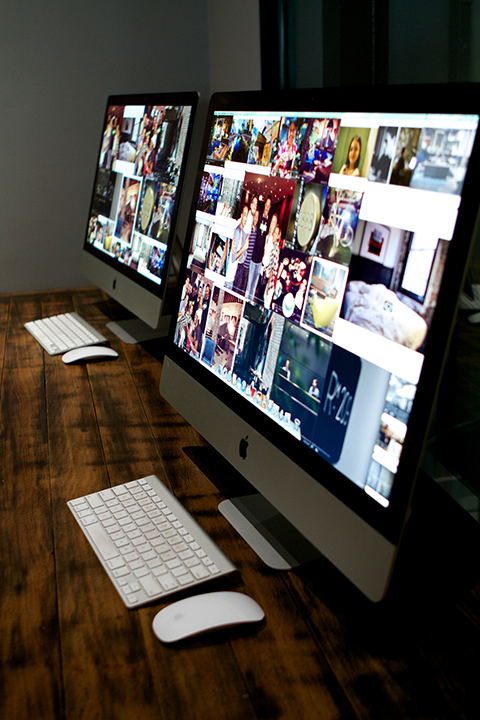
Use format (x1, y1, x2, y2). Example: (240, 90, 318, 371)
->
(152, 591, 265, 643)
(468, 311, 480, 324)
(62, 345, 119, 364)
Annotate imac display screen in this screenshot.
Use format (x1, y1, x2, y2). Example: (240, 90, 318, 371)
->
(83, 93, 197, 303)
(162, 87, 480, 598)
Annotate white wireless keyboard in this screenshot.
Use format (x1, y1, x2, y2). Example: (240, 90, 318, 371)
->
(25, 312, 107, 355)
(68, 475, 237, 608)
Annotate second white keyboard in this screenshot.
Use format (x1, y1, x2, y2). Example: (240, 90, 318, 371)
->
(25, 312, 107, 355)
(68, 475, 237, 608)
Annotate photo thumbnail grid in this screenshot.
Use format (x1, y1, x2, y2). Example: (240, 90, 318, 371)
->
(176, 107, 477, 505)
(87, 103, 193, 285)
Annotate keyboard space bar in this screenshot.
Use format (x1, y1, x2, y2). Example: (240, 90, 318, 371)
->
(84, 522, 119, 560)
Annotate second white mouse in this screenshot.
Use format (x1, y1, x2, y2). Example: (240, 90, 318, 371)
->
(62, 346, 119, 364)
(152, 591, 265, 643)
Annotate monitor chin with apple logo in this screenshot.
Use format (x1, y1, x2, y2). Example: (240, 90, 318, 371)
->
(239, 435, 249, 460)
(160, 85, 480, 601)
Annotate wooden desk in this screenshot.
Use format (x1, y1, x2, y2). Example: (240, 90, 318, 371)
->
(1, 287, 480, 720)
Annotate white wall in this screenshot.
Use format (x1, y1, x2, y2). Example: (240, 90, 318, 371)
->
(0, 0, 261, 293)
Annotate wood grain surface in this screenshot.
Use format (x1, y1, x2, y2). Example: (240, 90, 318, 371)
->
(1, 288, 479, 720)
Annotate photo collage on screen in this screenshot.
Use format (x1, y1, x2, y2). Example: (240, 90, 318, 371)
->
(86, 103, 193, 285)
(175, 106, 477, 506)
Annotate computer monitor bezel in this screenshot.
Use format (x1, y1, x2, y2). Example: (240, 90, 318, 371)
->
(161, 84, 480, 599)
(81, 91, 198, 331)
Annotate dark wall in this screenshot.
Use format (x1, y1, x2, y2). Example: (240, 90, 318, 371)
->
(260, 0, 474, 90)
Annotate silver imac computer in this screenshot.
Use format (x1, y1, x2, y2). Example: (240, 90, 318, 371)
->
(81, 92, 197, 343)
(160, 85, 480, 601)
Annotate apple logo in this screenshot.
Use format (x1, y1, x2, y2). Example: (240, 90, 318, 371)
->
(239, 435, 249, 460)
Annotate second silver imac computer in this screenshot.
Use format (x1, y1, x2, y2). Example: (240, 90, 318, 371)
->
(81, 92, 197, 342)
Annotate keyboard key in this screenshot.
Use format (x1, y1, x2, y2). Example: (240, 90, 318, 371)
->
(140, 575, 162, 597)
(159, 574, 179, 592)
(107, 557, 125, 570)
(178, 573, 194, 586)
(134, 567, 150, 578)
(191, 565, 210, 580)
(113, 567, 130, 578)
